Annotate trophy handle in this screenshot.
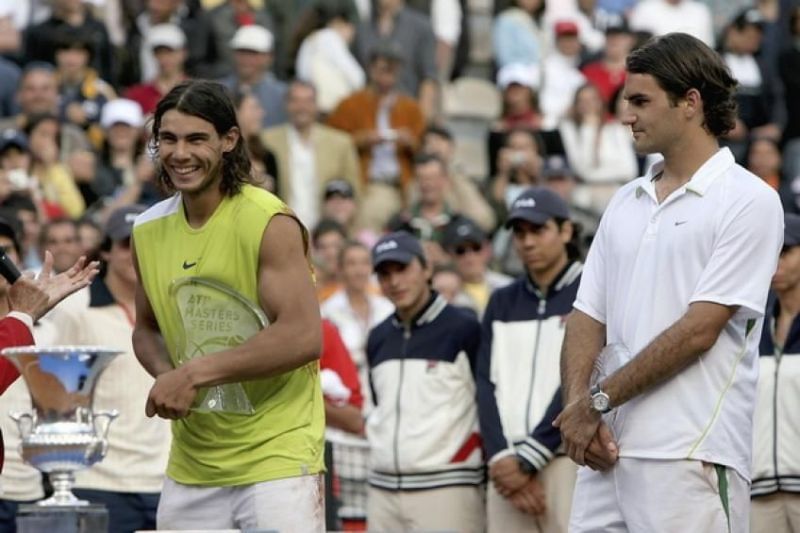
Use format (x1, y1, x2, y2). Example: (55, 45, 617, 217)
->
(9, 411, 34, 439)
(92, 409, 118, 441)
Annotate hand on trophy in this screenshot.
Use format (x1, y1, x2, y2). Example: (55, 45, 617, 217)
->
(145, 365, 199, 419)
(9, 251, 100, 321)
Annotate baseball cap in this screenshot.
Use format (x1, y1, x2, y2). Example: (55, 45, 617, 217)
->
(554, 20, 579, 37)
(732, 8, 765, 30)
(101, 99, 144, 129)
(605, 18, 631, 35)
(442, 217, 486, 250)
(505, 187, 570, 228)
(324, 179, 355, 200)
(104, 204, 146, 241)
(784, 213, 800, 248)
(372, 231, 426, 271)
(0, 130, 29, 154)
(230, 25, 274, 53)
(148, 23, 186, 50)
(497, 63, 541, 90)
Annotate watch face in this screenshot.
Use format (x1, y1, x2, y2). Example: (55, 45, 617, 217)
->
(592, 393, 610, 412)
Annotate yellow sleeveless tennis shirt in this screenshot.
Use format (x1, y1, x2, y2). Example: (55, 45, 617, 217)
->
(132, 185, 324, 486)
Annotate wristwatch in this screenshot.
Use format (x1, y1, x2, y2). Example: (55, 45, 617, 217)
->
(590, 384, 612, 414)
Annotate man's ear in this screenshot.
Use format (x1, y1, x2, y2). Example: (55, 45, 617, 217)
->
(683, 88, 703, 120)
(222, 127, 241, 153)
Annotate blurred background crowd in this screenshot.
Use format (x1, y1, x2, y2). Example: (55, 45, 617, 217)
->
(0, 0, 797, 530)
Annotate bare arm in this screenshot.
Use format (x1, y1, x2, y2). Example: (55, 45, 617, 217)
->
(601, 301, 736, 408)
(560, 309, 606, 404)
(324, 402, 364, 435)
(185, 214, 322, 386)
(418, 79, 438, 123)
(131, 238, 173, 378)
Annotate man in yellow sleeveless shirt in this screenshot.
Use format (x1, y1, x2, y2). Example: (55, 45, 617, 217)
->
(131, 80, 325, 531)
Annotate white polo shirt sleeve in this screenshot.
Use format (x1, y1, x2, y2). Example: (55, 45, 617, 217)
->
(689, 187, 783, 319)
(573, 208, 610, 325)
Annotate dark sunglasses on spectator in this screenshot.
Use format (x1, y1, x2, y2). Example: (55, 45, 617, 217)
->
(454, 243, 482, 256)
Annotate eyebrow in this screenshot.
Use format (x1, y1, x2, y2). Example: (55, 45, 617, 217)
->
(157, 130, 212, 141)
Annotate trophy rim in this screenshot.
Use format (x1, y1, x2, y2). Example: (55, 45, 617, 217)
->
(0, 345, 124, 356)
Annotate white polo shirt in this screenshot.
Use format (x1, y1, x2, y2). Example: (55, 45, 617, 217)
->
(575, 147, 783, 479)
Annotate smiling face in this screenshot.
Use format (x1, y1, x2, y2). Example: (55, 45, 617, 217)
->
(620, 73, 686, 155)
(156, 109, 238, 197)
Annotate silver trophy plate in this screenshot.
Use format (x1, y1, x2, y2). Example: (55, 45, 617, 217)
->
(170, 277, 269, 414)
(1, 345, 122, 506)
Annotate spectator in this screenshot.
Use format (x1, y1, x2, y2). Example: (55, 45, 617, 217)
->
(751, 214, 800, 532)
(629, 0, 714, 47)
(39, 218, 81, 274)
(421, 126, 496, 232)
(354, 0, 438, 120)
(431, 263, 469, 306)
(206, 0, 276, 80)
(721, 7, 785, 162)
(366, 231, 484, 532)
(387, 153, 459, 245)
(77, 217, 102, 257)
(539, 20, 588, 128)
(580, 19, 635, 106)
(780, 5, 800, 180)
(320, 319, 364, 434)
(122, 0, 214, 85)
(441, 217, 512, 317)
(747, 136, 783, 191)
(221, 25, 288, 128)
(262, 80, 360, 229)
(313, 218, 348, 302)
(321, 239, 393, 411)
(233, 90, 278, 194)
(559, 83, 637, 213)
(124, 24, 188, 117)
(0, 58, 20, 119)
(294, 2, 365, 113)
(50, 205, 170, 533)
(477, 187, 581, 532)
(2, 195, 42, 270)
(489, 128, 545, 219)
(24, 0, 115, 84)
(493, 64, 543, 133)
(0, 132, 48, 223)
(493, 0, 548, 69)
(92, 98, 163, 211)
(24, 113, 85, 219)
(0, 64, 92, 163)
(53, 31, 117, 151)
(327, 40, 425, 233)
(320, 180, 360, 238)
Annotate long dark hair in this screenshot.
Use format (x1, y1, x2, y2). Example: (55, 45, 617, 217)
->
(626, 33, 738, 137)
(148, 80, 252, 196)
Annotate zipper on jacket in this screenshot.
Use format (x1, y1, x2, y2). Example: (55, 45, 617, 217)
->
(525, 296, 547, 431)
(393, 325, 411, 487)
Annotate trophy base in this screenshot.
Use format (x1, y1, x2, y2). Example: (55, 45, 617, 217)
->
(16, 503, 108, 533)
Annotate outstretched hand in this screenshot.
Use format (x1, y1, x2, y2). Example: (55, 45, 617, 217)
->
(8, 252, 100, 321)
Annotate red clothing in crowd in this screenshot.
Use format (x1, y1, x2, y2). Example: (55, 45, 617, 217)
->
(320, 319, 363, 410)
(581, 62, 626, 105)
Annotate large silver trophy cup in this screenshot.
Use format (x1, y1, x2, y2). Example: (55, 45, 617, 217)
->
(1, 346, 122, 506)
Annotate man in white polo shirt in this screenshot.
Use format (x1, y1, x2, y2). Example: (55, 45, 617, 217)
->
(555, 32, 784, 532)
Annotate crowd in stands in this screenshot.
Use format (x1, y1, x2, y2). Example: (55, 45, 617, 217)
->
(0, 0, 798, 530)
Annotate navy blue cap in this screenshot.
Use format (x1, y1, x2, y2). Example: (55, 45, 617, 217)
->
(505, 187, 570, 228)
(785, 213, 800, 248)
(372, 231, 425, 270)
(0, 130, 29, 154)
(443, 216, 486, 250)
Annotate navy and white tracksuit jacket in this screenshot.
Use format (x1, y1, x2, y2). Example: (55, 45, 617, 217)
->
(752, 291, 800, 496)
(477, 261, 582, 472)
(366, 293, 484, 491)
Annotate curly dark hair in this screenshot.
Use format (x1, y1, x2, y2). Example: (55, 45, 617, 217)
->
(626, 32, 738, 137)
(148, 80, 252, 196)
